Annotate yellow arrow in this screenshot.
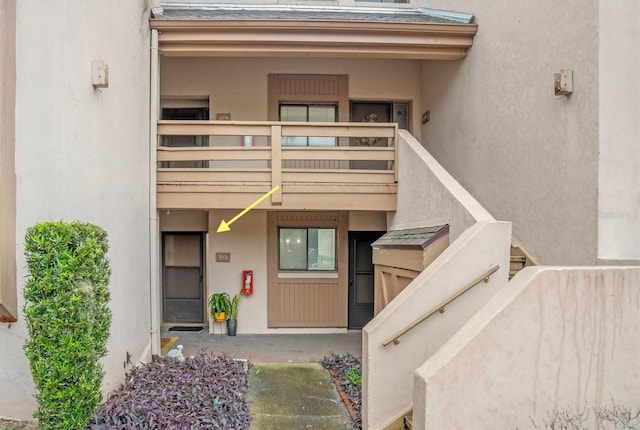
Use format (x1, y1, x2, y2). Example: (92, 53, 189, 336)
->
(217, 185, 280, 233)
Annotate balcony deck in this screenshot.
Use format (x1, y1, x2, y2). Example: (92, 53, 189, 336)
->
(157, 121, 398, 211)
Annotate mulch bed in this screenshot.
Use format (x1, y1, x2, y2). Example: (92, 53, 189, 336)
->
(321, 353, 362, 430)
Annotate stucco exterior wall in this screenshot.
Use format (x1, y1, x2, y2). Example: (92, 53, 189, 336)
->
(160, 57, 422, 139)
(208, 210, 269, 334)
(362, 132, 510, 428)
(0, 0, 152, 420)
(206, 210, 351, 334)
(597, 0, 640, 261)
(0, 1, 17, 320)
(392, 131, 494, 240)
(414, 267, 640, 428)
(418, 0, 599, 265)
(363, 221, 510, 429)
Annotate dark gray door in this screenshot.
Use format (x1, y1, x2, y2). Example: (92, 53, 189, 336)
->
(162, 233, 204, 323)
(348, 231, 383, 329)
(349, 102, 392, 170)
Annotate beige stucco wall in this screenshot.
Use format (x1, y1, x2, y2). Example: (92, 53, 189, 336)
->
(160, 210, 209, 232)
(363, 221, 511, 429)
(418, 0, 599, 265)
(348, 211, 387, 231)
(0, 1, 17, 319)
(597, 0, 640, 261)
(160, 57, 422, 139)
(414, 266, 640, 428)
(207, 210, 269, 333)
(0, 0, 152, 420)
(392, 131, 494, 240)
(206, 210, 350, 334)
(361, 131, 512, 428)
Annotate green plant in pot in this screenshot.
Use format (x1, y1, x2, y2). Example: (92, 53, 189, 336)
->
(208, 292, 230, 323)
(227, 292, 241, 336)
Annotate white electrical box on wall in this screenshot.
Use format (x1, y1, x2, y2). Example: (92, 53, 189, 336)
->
(554, 69, 573, 95)
(243, 136, 253, 147)
(92, 61, 109, 88)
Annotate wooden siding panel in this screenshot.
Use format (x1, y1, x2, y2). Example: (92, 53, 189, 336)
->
(267, 211, 348, 328)
(277, 75, 341, 97)
(374, 266, 418, 315)
(274, 282, 341, 326)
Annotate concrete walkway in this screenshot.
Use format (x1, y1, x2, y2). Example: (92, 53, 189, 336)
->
(248, 362, 350, 429)
(162, 331, 362, 362)
(160, 332, 360, 429)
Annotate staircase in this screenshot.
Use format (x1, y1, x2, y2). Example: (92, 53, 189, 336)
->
(391, 241, 537, 430)
(510, 252, 527, 279)
(509, 239, 538, 279)
(404, 411, 413, 429)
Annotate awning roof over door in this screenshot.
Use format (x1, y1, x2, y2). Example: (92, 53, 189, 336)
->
(372, 225, 449, 250)
(150, 3, 478, 60)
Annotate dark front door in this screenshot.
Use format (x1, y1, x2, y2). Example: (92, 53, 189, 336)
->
(350, 102, 392, 170)
(162, 233, 204, 324)
(348, 231, 383, 329)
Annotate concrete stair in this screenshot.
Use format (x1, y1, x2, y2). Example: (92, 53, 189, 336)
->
(404, 411, 413, 429)
(510, 239, 538, 279)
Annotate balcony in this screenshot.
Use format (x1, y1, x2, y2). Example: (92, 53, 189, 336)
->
(156, 121, 398, 211)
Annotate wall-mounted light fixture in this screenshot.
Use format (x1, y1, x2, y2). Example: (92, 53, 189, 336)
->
(92, 61, 109, 88)
(554, 69, 573, 96)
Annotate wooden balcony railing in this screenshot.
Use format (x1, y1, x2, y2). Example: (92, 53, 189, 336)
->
(156, 120, 399, 210)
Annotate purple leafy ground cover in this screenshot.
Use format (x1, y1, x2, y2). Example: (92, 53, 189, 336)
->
(88, 352, 251, 429)
(321, 353, 362, 430)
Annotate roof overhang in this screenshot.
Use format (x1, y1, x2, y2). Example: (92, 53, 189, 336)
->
(151, 4, 478, 60)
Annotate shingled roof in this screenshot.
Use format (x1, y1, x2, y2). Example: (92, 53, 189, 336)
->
(152, 4, 475, 25)
(372, 225, 449, 250)
(150, 4, 477, 60)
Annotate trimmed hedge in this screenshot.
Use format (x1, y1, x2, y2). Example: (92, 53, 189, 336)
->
(23, 221, 112, 430)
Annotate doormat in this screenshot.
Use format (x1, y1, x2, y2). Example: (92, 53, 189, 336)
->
(161, 336, 178, 354)
(168, 326, 204, 332)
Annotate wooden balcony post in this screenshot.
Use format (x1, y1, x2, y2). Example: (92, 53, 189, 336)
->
(271, 125, 282, 204)
(394, 125, 399, 183)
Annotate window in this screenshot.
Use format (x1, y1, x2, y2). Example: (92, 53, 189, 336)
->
(280, 104, 337, 147)
(160, 104, 210, 168)
(279, 228, 336, 271)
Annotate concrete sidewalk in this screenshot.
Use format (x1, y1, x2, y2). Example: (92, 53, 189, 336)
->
(162, 331, 362, 362)
(248, 362, 350, 429)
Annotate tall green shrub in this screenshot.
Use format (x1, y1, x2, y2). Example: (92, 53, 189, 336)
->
(23, 221, 112, 430)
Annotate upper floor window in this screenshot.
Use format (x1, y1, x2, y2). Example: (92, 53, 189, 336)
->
(279, 227, 336, 271)
(280, 104, 337, 147)
(160, 101, 210, 168)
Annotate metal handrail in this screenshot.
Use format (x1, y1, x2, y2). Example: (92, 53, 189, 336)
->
(382, 265, 500, 347)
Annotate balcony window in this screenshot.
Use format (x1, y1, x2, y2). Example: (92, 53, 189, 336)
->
(161, 106, 209, 168)
(280, 104, 337, 147)
(279, 228, 336, 271)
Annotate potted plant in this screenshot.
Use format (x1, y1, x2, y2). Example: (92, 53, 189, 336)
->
(226, 292, 242, 336)
(208, 292, 231, 323)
